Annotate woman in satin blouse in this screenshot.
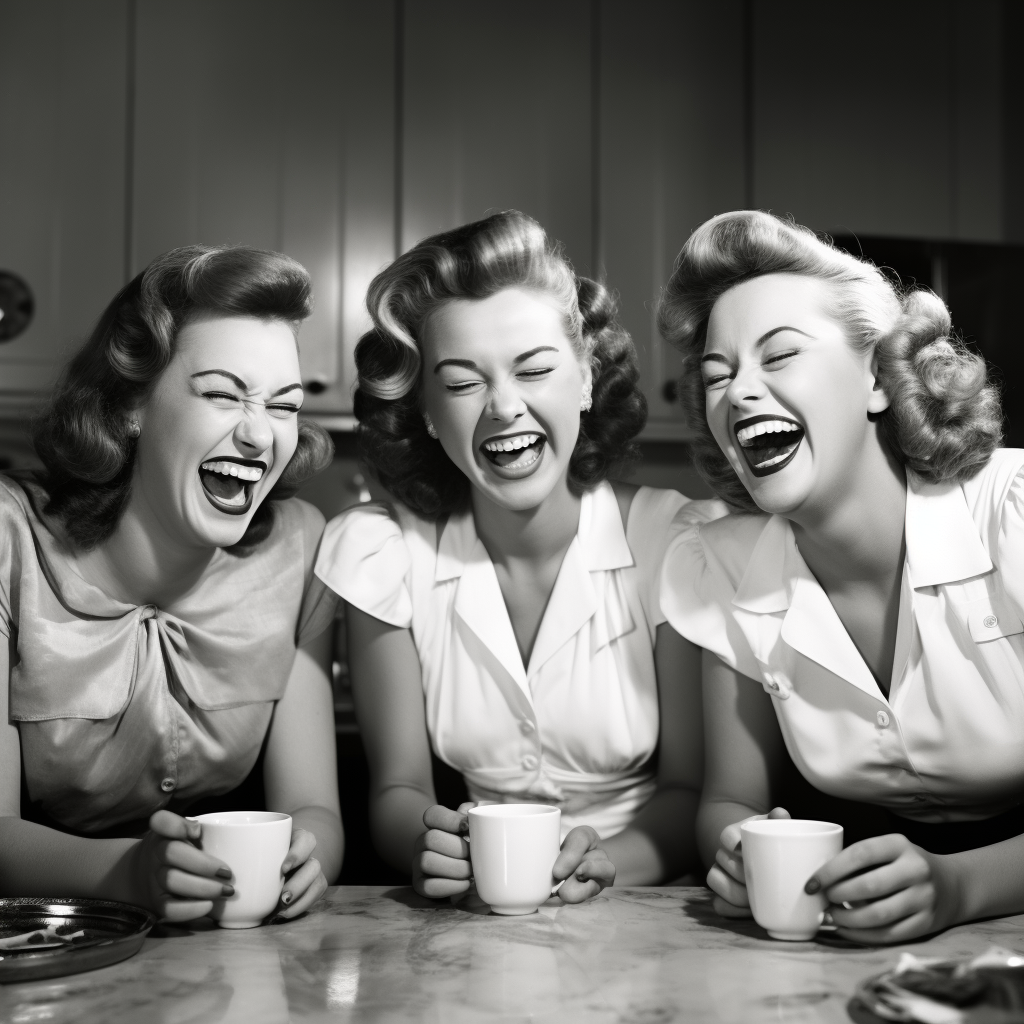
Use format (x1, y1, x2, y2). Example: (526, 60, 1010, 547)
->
(314, 211, 716, 901)
(0, 245, 342, 922)
(659, 210, 1024, 943)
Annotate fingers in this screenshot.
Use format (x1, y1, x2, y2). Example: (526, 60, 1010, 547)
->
(417, 828, 470, 861)
(159, 899, 216, 923)
(276, 858, 327, 920)
(707, 863, 750, 910)
(552, 826, 600, 882)
(823, 853, 929, 907)
(282, 828, 317, 875)
(159, 866, 232, 901)
(767, 807, 791, 821)
(422, 805, 468, 835)
(712, 894, 753, 919)
(835, 907, 935, 946)
(415, 874, 471, 899)
(720, 808, 789, 854)
(805, 834, 910, 895)
(417, 849, 472, 880)
(557, 847, 616, 904)
(456, 802, 477, 815)
(829, 882, 935, 932)
(714, 845, 745, 885)
(149, 810, 198, 842)
(162, 838, 231, 881)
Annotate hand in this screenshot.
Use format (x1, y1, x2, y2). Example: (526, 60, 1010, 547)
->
(412, 803, 474, 899)
(552, 826, 615, 903)
(805, 834, 957, 944)
(128, 810, 235, 923)
(706, 807, 791, 919)
(272, 828, 328, 921)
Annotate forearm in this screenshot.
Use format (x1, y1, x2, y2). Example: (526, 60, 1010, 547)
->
(697, 796, 763, 869)
(0, 817, 139, 903)
(602, 787, 701, 885)
(945, 832, 1024, 927)
(369, 783, 435, 876)
(288, 805, 343, 884)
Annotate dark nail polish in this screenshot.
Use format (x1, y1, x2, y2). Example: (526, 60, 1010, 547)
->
(216, 868, 232, 880)
(281, 891, 292, 905)
(221, 885, 235, 897)
(804, 878, 820, 895)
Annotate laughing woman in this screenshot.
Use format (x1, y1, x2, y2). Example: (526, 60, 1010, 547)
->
(315, 212, 716, 900)
(0, 246, 342, 922)
(659, 210, 1024, 943)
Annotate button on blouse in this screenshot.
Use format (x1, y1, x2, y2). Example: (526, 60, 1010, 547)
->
(315, 482, 724, 839)
(661, 449, 1024, 824)
(0, 476, 336, 833)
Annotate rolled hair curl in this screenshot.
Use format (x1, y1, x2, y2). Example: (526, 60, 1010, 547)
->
(657, 210, 1002, 512)
(32, 245, 333, 550)
(355, 210, 646, 519)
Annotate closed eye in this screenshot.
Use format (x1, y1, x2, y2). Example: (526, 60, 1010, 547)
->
(763, 349, 798, 368)
(516, 366, 554, 380)
(444, 380, 485, 394)
(702, 371, 734, 390)
(202, 390, 241, 403)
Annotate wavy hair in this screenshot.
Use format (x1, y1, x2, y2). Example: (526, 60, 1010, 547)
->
(33, 245, 334, 550)
(657, 210, 1002, 512)
(355, 210, 646, 518)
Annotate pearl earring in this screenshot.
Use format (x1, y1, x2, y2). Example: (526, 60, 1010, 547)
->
(128, 419, 141, 438)
(580, 383, 593, 413)
(424, 414, 438, 439)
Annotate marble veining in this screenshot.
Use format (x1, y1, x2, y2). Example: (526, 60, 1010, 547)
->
(2, 887, 1022, 1023)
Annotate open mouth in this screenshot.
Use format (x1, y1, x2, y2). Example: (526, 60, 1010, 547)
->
(735, 415, 805, 477)
(198, 457, 267, 516)
(480, 432, 546, 477)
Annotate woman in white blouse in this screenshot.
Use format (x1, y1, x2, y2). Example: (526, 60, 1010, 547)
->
(659, 209, 1022, 943)
(315, 211, 716, 900)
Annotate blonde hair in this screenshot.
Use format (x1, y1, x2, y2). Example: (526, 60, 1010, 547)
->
(657, 210, 1002, 511)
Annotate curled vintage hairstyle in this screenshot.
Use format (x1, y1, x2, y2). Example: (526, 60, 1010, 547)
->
(657, 210, 1002, 512)
(33, 245, 334, 550)
(354, 210, 646, 518)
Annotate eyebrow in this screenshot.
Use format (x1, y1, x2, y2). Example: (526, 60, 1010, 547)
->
(700, 326, 813, 365)
(190, 369, 303, 397)
(433, 346, 560, 374)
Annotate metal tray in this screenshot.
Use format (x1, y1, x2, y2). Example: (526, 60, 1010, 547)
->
(0, 898, 155, 984)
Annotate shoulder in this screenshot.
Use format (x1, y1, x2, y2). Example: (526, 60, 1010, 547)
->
(272, 496, 326, 545)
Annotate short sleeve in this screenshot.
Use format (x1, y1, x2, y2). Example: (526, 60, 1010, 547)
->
(659, 513, 764, 681)
(996, 467, 1024, 621)
(0, 478, 29, 639)
(314, 503, 413, 629)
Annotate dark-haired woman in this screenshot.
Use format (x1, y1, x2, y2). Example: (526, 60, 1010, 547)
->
(0, 246, 342, 922)
(314, 211, 722, 901)
(659, 209, 1024, 942)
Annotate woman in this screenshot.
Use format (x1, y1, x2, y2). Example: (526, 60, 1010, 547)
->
(659, 209, 1023, 943)
(0, 245, 342, 923)
(315, 211, 716, 901)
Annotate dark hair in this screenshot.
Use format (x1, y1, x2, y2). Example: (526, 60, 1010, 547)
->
(354, 211, 646, 519)
(657, 210, 1002, 512)
(33, 245, 334, 550)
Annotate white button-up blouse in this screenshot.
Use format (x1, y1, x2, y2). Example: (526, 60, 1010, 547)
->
(662, 448, 1024, 824)
(316, 482, 720, 839)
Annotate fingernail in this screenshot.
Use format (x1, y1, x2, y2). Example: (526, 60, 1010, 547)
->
(216, 868, 232, 880)
(221, 885, 235, 897)
(281, 891, 292, 905)
(281, 860, 293, 874)
(804, 878, 820, 894)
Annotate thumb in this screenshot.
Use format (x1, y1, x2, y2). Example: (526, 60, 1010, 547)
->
(767, 807, 792, 820)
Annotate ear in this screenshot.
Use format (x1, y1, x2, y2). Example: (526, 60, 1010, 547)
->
(866, 352, 890, 415)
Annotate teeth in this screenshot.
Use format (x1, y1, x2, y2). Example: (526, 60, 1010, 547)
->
(200, 460, 264, 482)
(483, 433, 540, 453)
(736, 420, 801, 446)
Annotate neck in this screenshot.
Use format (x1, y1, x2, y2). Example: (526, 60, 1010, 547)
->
(471, 479, 582, 568)
(75, 487, 215, 607)
(790, 431, 907, 588)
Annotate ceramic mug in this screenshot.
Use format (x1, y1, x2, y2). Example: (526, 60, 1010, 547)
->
(191, 811, 292, 929)
(740, 818, 843, 941)
(468, 804, 561, 916)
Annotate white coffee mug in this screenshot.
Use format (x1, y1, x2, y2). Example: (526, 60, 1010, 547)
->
(191, 811, 292, 929)
(740, 818, 843, 941)
(468, 804, 561, 916)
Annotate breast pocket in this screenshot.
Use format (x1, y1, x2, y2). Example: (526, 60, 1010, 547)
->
(967, 593, 1024, 644)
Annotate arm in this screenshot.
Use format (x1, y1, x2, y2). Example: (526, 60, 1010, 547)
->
(599, 624, 704, 884)
(345, 601, 440, 878)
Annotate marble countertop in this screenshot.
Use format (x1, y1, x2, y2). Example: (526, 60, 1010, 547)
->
(3, 886, 1023, 1023)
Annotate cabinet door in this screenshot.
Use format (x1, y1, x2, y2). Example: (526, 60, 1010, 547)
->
(402, 0, 594, 275)
(599, 0, 746, 436)
(132, 0, 395, 415)
(0, 0, 128, 408)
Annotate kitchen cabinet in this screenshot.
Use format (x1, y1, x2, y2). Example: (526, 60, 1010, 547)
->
(0, 0, 129, 407)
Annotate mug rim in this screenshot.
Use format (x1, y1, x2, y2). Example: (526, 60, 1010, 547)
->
(188, 811, 292, 827)
(468, 803, 560, 819)
(740, 818, 842, 838)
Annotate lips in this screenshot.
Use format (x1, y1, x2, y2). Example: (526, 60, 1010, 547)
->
(734, 415, 805, 477)
(198, 457, 267, 516)
(480, 432, 546, 478)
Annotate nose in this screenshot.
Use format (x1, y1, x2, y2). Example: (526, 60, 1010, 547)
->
(724, 362, 768, 408)
(485, 378, 527, 423)
(233, 403, 274, 455)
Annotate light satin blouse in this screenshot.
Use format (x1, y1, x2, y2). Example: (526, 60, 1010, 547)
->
(662, 448, 1024, 824)
(0, 476, 335, 834)
(315, 482, 722, 839)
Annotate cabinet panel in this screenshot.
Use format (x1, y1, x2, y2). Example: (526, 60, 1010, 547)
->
(599, 0, 746, 433)
(132, 0, 395, 413)
(402, 0, 593, 275)
(0, 0, 128, 403)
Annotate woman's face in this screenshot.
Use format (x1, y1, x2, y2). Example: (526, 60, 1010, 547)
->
(134, 316, 304, 549)
(420, 287, 590, 513)
(702, 274, 889, 518)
